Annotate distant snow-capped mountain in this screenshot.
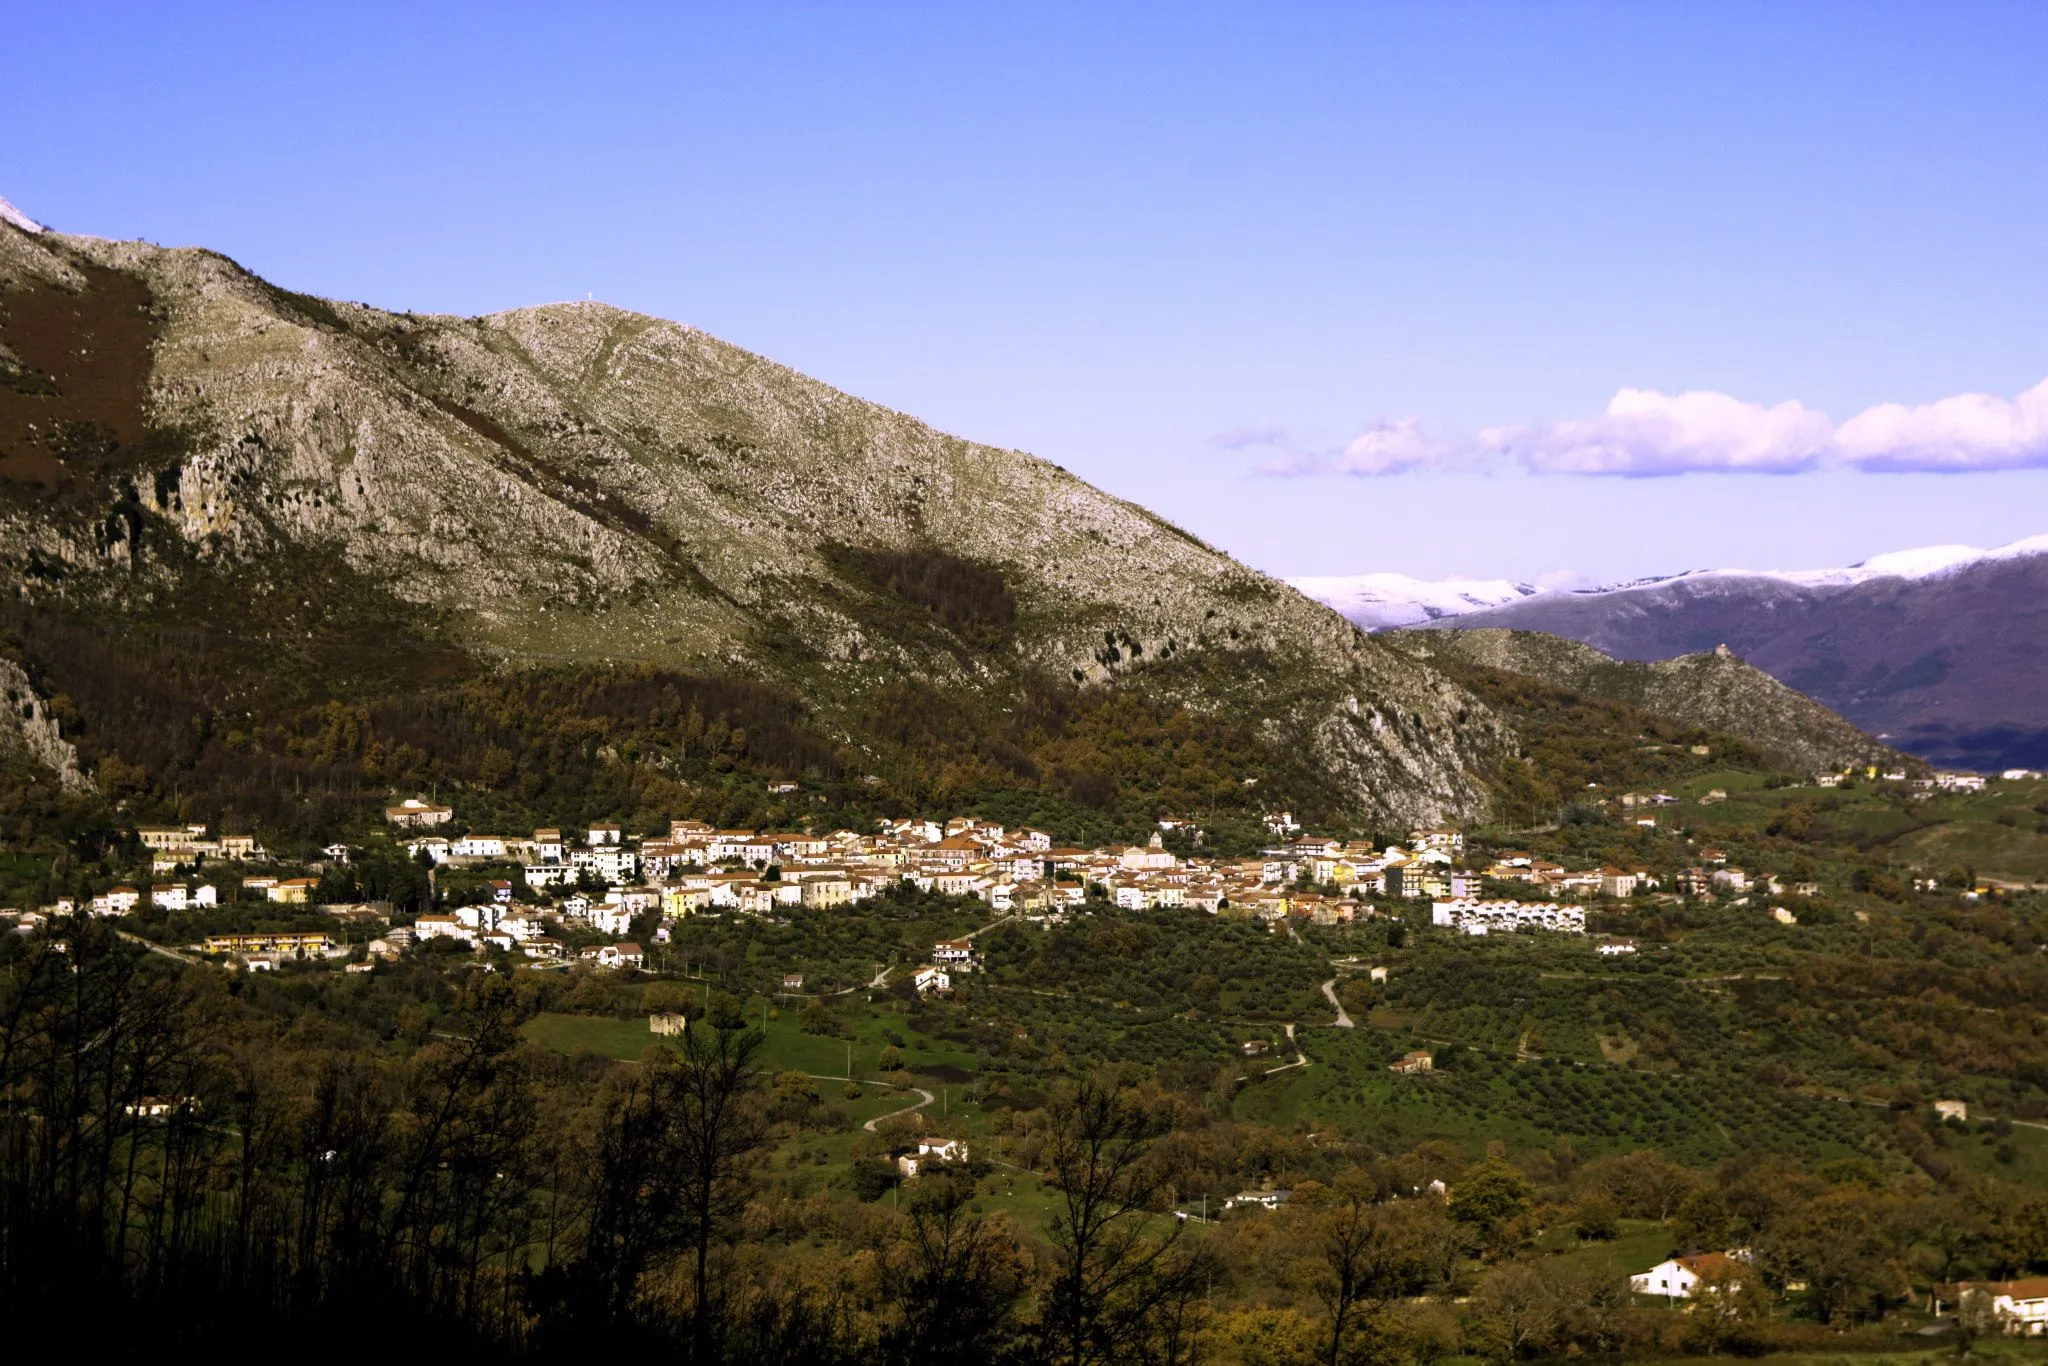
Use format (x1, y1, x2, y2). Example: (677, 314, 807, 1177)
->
(1294, 533, 2048, 632)
(1358, 534, 2048, 772)
(1286, 573, 1540, 631)
(1583, 533, 2048, 595)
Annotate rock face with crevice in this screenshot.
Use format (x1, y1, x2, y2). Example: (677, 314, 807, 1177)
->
(0, 215, 1516, 823)
(0, 658, 92, 793)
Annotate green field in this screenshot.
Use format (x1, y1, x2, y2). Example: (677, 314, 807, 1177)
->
(1533, 1217, 1676, 1279)
(1672, 773, 2048, 884)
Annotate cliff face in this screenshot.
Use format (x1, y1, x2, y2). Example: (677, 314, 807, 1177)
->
(0, 218, 1510, 825)
(1387, 628, 1902, 776)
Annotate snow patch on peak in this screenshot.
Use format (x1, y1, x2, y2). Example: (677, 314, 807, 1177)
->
(1290, 573, 1541, 631)
(1285, 533, 2048, 632)
(0, 195, 44, 235)
(1614, 532, 2048, 592)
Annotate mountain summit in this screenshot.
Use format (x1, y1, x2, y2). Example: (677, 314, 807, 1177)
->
(0, 196, 42, 235)
(0, 211, 1512, 827)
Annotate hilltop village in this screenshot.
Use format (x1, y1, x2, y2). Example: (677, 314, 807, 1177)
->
(9, 785, 1895, 971)
(7, 752, 2027, 979)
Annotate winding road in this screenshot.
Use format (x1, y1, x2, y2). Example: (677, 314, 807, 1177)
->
(803, 1073, 937, 1132)
(863, 1084, 938, 1132)
(1262, 1022, 1311, 1076)
(1320, 978, 1354, 1028)
(824, 964, 892, 997)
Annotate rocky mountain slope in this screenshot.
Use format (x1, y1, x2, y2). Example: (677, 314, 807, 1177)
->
(1431, 542, 2048, 771)
(1383, 628, 1901, 776)
(0, 210, 1512, 829)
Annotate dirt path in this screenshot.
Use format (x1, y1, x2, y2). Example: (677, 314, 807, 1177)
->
(963, 913, 1019, 940)
(1320, 978, 1354, 1028)
(827, 964, 891, 997)
(861, 1084, 937, 1132)
(802, 1073, 939, 1132)
(116, 930, 206, 968)
(1263, 1022, 1311, 1076)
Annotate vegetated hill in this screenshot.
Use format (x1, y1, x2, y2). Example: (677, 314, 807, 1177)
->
(0, 211, 1510, 838)
(1385, 628, 1902, 777)
(1429, 541, 2048, 772)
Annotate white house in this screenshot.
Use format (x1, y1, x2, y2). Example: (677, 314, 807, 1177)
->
(453, 903, 499, 931)
(590, 901, 636, 937)
(913, 965, 951, 995)
(413, 914, 474, 945)
(570, 844, 639, 885)
(386, 798, 452, 827)
(497, 914, 547, 943)
(582, 942, 644, 971)
(1630, 1253, 1745, 1299)
(897, 1137, 970, 1178)
(1941, 1279, 2048, 1336)
(1223, 1189, 1292, 1212)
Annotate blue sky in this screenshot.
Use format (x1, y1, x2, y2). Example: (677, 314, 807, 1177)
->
(7, 2, 2047, 585)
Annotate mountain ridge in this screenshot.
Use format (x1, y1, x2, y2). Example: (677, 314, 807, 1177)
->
(1295, 536, 2048, 771)
(0, 212, 1510, 829)
(1295, 532, 2048, 629)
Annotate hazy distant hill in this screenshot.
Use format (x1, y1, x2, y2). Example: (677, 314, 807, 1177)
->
(1430, 542, 2048, 771)
(0, 209, 1512, 829)
(1384, 628, 1902, 776)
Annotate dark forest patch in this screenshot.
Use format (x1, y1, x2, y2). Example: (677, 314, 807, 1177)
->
(839, 544, 1016, 641)
(0, 264, 158, 496)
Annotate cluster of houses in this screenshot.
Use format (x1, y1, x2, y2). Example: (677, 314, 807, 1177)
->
(392, 813, 1696, 934)
(68, 823, 339, 917)
(1627, 1254, 2045, 1334)
(136, 823, 271, 869)
(20, 791, 1854, 967)
(72, 873, 324, 917)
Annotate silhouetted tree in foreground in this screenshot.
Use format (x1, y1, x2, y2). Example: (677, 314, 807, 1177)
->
(1039, 1073, 1213, 1366)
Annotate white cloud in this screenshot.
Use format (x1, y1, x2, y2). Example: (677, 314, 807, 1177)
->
(1485, 387, 1833, 476)
(1254, 376, 2048, 479)
(1331, 417, 1463, 475)
(1832, 378, 2048, 472)
(1236, 416, 1464, 477)
(1214, 425, 1289, 452)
